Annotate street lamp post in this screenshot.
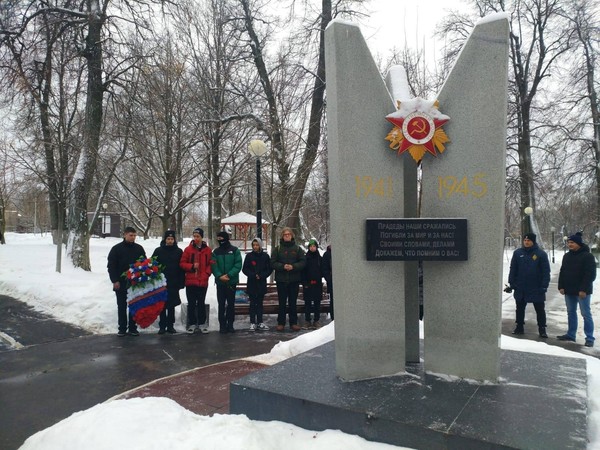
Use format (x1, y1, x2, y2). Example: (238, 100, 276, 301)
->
(523, 206, 533, 235)
(248, 140, 268, 240)
(550, 226, 555, 263)
(102, 203, 108, 238)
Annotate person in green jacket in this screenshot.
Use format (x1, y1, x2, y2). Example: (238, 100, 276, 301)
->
(211, 231, 242, 333)
(271, 227, 306, 332)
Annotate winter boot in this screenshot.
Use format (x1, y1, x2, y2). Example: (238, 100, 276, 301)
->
(538, 327, 548, 338)
(512, 324, 524, 335)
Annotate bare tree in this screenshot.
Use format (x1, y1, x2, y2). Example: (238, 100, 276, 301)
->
(0, 2, 86, 247)
(112, 34, 213, 237)
(172, 0, 258, 242)
(233, 0, 330, 240)
(1, 0, 170, 270)
(564, 0, 600, 229)
(439, 0, 573, 237)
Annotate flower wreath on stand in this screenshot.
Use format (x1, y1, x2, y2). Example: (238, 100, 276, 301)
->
(123, 256, 168, 328)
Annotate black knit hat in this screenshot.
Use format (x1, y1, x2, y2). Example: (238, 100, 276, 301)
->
(217, 231, 230, 241)
(523, 233, 536, 244)
(193, 227, 204, 238)
(568, 232, 583, 246)
(164, 229, 176, 240)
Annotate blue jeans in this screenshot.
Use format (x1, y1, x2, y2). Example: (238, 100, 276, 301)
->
(564, 294, 594, 342)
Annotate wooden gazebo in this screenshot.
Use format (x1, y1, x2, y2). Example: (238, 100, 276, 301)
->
(221, 212, 269, 251)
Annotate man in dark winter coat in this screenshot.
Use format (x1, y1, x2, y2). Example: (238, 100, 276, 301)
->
(271, 227, 306, 332)
(507, 233, 551, 338)
(302, 239, 323, 329)
(152, 230, 185, 334)
(557, 232, 597, 347)
(180, 227, 212, 334)
(107, 226, 146, 336)
(211, 231, 242, 333)
(242, 237, 272, 331)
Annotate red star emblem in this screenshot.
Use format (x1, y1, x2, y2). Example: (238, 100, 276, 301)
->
(386, 112, 449, 157)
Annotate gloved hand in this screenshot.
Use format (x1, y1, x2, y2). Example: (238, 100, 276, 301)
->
(503, 285, 513, 293)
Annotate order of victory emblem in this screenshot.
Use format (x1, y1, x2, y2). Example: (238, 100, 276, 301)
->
(385, 98, 450, 163)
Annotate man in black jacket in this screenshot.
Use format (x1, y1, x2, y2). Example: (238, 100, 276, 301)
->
(152, 230, 184, 334)
(557, 232, 597, 347)
(242, 238, 272, 331)
(107, 226, 146, 336)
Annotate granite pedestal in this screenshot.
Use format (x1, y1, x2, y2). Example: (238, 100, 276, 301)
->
(230, 341, 588, 449)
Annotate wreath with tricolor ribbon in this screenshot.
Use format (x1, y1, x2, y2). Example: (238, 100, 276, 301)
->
(123, 256, 168, 328)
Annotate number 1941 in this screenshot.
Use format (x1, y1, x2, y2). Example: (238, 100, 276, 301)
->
(355, 176, 393, 198)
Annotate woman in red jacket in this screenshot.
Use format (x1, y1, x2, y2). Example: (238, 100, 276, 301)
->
(180, 227, 212, 334)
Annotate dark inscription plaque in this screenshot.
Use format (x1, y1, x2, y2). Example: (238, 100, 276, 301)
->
(366, 218, 468, 261)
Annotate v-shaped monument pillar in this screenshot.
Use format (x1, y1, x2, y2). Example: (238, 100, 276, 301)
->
(326, 16, 509, 382)
(325, 21, 418, 380)
(421, 17, 509, 380)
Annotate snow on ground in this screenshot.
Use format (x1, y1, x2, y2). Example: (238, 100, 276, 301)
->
(1, 232, 600, 449)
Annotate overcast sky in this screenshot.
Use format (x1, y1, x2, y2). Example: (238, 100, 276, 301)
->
(362, 0, 471, 59)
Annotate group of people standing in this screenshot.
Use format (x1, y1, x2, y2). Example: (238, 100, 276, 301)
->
(107, 225, 333, 336)
(108, 226, 242, 335)
(507, 231, 597, 347)
(268, 227, 333, 332)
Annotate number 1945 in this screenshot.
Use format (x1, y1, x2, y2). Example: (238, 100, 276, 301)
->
(438, 174, 488, 199)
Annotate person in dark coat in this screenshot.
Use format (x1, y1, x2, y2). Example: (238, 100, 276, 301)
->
(302, 239, 323, 329)
(271, 227, 306, 332)
(107, 226, 146, 336)
(152, 230, 185, 334)
(180, 227, 212, 334)
(322, 244, 333, 321)
(242, 237, 272, 331)
(557, 232, 597, 347)
(507, 232, 551, 338)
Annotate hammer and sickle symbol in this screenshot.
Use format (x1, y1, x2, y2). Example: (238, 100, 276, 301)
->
(410, 118, 427, 135)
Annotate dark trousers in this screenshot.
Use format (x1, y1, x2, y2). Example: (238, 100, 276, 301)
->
(277, 282, 299, 326)
(304, 283, 322, 322)
(515, 300, 546, 327)
(159, 288, 179, 330)
(216, 284, 236, 329)
(158, 305, 175, 329)
(116, 287, 137, 333)
(249, 292, 265, 324)
(186, 286, 207, 327)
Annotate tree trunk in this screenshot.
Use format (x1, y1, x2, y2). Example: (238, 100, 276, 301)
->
(209, 132, 222, 243)
(67, 5, 104, 271)
(285, 0, 331, 232)
(518, 104, 536, 236)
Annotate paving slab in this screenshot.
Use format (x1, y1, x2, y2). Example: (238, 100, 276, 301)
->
(0, 295, 91, 347)
(118, 360, 268, 415)
(0, 295, 303, 450)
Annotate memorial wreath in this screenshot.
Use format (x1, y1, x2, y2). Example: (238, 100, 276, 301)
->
(123, 256, 167, 328)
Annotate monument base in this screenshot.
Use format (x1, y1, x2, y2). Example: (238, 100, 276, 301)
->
(230, 341, 587, 449)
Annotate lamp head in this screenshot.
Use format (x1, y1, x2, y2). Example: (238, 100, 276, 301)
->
(523, 206, 533, 216)
(248, 139, 268, 157)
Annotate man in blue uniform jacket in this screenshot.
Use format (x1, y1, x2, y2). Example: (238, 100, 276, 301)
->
(507, 232, 551, 338)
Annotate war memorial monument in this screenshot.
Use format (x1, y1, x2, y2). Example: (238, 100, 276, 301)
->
(231, 14, 588, 449)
